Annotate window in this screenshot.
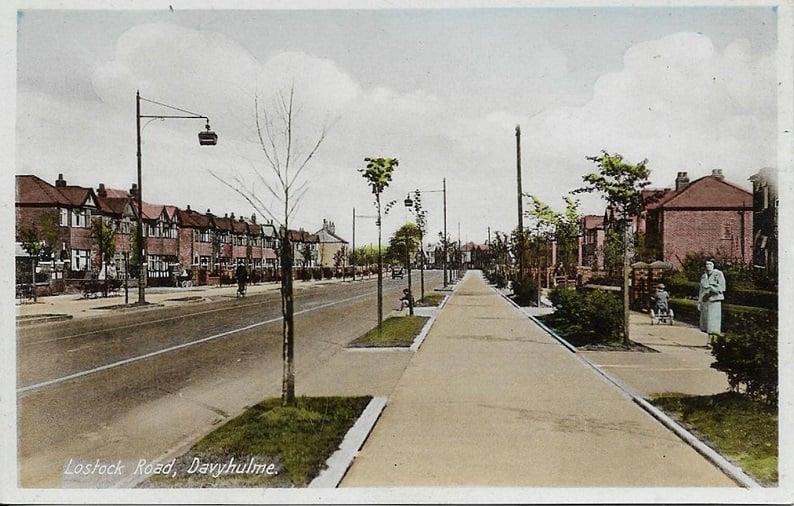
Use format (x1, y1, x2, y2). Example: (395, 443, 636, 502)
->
(722, 224, 732, 240)
(71, 249, 91, 271)
(195, 229, 211, 243)
(60, 208, 69, 226)
(71, 209, 89, 228)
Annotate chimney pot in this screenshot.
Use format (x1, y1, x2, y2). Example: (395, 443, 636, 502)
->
(675, 171, 690, 191)
(55, 174, 66, 187)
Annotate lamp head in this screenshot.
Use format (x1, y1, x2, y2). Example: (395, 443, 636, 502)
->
(198, 122, 218, 146)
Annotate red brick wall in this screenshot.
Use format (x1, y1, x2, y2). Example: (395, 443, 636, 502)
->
(146, 237, 178, 256)
(663, 209, 753, 268)
(178, 228, 194, 266)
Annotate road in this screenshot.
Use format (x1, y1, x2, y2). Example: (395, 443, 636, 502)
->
(17, 273, 442, 487)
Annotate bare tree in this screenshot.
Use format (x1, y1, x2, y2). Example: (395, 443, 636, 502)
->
(214, 86, 328, 406)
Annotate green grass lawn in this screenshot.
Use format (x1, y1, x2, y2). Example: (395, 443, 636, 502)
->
(417, 292, 445, 306)
(349, 315, 430, 347)
(651, 392, 778, 485)
(144, 396, 371, 488)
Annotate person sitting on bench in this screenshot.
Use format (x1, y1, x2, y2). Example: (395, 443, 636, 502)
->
(400, 288, 414, 309)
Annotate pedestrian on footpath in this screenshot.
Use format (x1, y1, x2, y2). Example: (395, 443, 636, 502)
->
(697, 258, 726, 343)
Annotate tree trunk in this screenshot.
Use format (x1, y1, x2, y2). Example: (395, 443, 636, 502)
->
(31, 257, 38, 303)
(376, 197, 383, 333)
(623, 222, 631, 346)
(281, 234, 295, 406)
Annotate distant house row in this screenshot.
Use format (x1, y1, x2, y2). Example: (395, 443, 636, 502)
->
(15, 174, 349, 285)
(578, 168, 778, 272)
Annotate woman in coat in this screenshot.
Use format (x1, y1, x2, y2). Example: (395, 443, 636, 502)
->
(698, 258, 726, 337)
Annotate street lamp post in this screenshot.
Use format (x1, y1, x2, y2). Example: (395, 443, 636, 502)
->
(404, 179, 447, 287)
(404, 230, 414, 315)
(135, 90, 217, 304)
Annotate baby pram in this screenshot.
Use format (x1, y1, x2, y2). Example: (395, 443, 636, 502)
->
(650, 283, 674, 325)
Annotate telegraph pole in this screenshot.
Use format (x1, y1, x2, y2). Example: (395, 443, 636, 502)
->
(516, 125, 524, 281)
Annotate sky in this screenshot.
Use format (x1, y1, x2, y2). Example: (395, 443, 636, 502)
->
(7, 1, 786, 248)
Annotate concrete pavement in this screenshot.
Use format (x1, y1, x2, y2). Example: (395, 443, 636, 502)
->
(340, 270, 737, 487)
(15, 276, 360, 324)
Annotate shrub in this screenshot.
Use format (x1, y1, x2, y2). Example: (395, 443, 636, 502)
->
(510, 276, 538, 306)
(299, 268, 312, 281)
(669, 298, 776, 334)
(545, 286, 624, 345)
(322, 267, 334, 279)
(710, 316, 777, 404)
(486, 269, 508, 288)
(312, 268, 322, 280)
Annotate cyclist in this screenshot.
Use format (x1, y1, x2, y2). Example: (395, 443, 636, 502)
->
(236, 262, 248, 297)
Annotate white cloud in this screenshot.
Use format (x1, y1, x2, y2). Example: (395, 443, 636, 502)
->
(16, 21, 777, 245)
(519, 31, 775, 216)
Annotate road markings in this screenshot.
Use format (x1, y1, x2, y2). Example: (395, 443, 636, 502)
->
(17, 291, 376, 396)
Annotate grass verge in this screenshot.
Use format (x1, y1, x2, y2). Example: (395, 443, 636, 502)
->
(536, 314, 655, 351)
(417, 292, 445, 306)
(142, 395, 372, 488)
(651, 391, 778, 485)
(349, 315, 430, 347)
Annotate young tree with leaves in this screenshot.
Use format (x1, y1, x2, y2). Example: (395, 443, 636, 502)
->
(92, 217, 117, 282)
(523, 195, 581, 282)
(213, 86, 328, 406)
(358, 157, 398, 330)
(573, 151, 652, 344)
(18, 225, 44, 302)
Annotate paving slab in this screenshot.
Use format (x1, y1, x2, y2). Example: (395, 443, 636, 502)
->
(341, 271, 737, 488)
(581, 313, 730, 397)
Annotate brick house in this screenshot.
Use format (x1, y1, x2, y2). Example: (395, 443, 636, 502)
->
(748, 167, 778, 273)
(643, 169, 753, 269)
(248, 219, 279, 271)
(578, 214, 605, 270)
(141, 202, 181, 283)
(95, 183, 135, 275)
(16, 174, 98, 276)
(175, 205, 215, 270)
(16, 172, 310, 289)
(287, 229, 319, 268)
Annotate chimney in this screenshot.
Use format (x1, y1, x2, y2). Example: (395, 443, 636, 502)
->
(186, 204, 192, 212)
(230, 212, 235, 220)
(97, 183, 107, 197)
(55, 173, 66, 187)
(250, 214, 257, 224)
(711, 169, 725, 181)
(206, 208, 213, 216)
(129, 183, 138, 198)
(675, 171, 690, 191)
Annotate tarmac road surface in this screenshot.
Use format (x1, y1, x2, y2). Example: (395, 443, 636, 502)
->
(17, 274, 441, 488)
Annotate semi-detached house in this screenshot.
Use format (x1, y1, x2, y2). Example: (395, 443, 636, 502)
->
(15, 173, 281, 290)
